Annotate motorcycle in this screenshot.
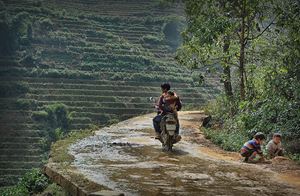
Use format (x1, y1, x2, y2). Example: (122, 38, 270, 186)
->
(159, 112, 179, 151)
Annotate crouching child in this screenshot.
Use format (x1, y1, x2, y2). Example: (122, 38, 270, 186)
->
(240, 132, 266, 163)
(266, 133, 284, 159)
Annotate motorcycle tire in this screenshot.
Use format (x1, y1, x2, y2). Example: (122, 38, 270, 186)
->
(167, 135, 173, 151)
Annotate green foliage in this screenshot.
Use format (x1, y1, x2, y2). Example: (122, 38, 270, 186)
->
(33, 103, 72, 150)
(0, 82, 29, 97)
(16, 99, 37, 110)
(44, 103, 71, 130)
(205, 94, 300, 153)
(108, 118, 120, 125)
(153, 0, 173, 9)
(183, 0, 300, 156)
(32, 110, 49, 121)
(19, 169, 49, 194)
(0, 9, 33, 54)
(203, 127, 247, 152)
(0, 169, 49, 196)
(38, 17, 53, 31)
(41, 183, 67, 196)
(0, 185, 29, 196)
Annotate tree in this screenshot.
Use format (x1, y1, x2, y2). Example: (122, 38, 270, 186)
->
(177, 0, 276, 101)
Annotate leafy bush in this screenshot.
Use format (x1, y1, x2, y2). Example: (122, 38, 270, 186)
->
(0, 184, 29, 196)
(0, 169, 49, 196)
(203, 127, 247, 152)
(204, 94, 300, 155)
(19, 169, 49, 194)
(16, 99, 37, 110)
(33, 103, 72, 150)
(0, 9, 34, 54)
(32, 110, 48, 121)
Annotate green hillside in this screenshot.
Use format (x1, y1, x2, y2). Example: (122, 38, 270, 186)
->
(0, 0, 221, 186)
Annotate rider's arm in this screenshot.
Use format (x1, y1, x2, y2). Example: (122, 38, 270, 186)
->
(176, 97, 182, 111)
(158, 95, 164, 113)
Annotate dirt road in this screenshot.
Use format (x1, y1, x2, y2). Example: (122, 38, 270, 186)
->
(69, 111, 300, 196)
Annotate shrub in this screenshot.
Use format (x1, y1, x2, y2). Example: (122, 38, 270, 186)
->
(16, 99, 37, 110)
(0, 169, 49, 196)
(19, 169, 49, 194)
(203, 127, 247, 152)
(33, 103, 72, 150)
(43, 103, 71, 130)
(32, 110, 48, 121)
(0, 184, 29, 196)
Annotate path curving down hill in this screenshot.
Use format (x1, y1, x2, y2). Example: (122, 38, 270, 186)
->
(0, 0, 221, 186)
(45, 111, 300, 196)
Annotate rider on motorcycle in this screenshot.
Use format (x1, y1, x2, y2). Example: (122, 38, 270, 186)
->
(153, 83, 182, 139)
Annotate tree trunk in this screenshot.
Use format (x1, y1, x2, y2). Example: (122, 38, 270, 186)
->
(239, 0, 246, 100)
(223, 36, 233, 98)
(223, 36, 234, 116)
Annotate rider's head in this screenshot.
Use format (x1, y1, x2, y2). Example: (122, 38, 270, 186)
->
(161, 83, 170, 93)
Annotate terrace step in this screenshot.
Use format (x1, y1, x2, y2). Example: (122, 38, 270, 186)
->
(0, 161, 42, 170)
(0, 175, 20, 186)
(66, 106, 152, 114)
(37, 101, 153, 109)
(0, 155, 43, 162)
(0, 142, 42, 149)
(0, 123, 42, 130)
(0, 148, 43, 156)
(25, 94, 205, 104)
(0, 129, 43, 137)
(0, 77, 193, 88)
(0, 137, 43, 143)
(0, 169, 32, 176)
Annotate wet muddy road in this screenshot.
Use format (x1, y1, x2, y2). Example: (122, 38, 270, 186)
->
(69, 112, 300, 196)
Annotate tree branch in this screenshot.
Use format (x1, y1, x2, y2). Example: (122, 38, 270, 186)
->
(248, 14, 279, 40)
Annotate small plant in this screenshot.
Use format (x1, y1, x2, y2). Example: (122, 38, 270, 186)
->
(0, 169, 49, 196)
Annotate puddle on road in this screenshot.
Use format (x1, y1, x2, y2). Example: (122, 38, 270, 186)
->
(69, 114, 299, 196)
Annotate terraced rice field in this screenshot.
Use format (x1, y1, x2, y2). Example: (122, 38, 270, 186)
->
(0, 0, 221, 186)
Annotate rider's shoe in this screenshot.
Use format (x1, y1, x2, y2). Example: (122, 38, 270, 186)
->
(175, 134, 181, 142)
(155, 132, 161, 139)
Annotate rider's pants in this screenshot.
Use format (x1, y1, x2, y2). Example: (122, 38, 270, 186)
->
(153, 114, 180, 134)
